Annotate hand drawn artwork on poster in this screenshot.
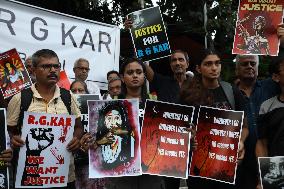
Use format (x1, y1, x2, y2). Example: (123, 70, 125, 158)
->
(141, 100, 194, 179)
(189, 106, 244, 184)
(0, 109, 9, 189)
(258, 156, 284, 189)
(15, 112, 75, 188)
(88, 99, 141, 178)
(128, 6, 171, 62)
(0, 48, 32, 99)
(232, 0, 284, 56)
(74, 94, 99, 164)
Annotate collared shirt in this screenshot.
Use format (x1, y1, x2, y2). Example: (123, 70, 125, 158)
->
(7, 84, 81, 183)
(239, 79, 279, 158)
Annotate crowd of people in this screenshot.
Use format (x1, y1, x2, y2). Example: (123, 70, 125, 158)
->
(0, 20, 284, 189)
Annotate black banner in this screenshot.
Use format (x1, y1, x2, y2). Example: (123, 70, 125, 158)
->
(128, 6, 171, 62)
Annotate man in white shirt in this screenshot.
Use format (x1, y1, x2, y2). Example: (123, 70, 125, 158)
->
(72, 58, 101, 96)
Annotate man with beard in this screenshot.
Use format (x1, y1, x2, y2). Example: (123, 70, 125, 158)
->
(145, 50, 191, 103)
(235, 54, 279, 189)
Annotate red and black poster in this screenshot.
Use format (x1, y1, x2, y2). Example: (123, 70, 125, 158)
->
(57, 71, 71, 90)
(128, 6, 171, 62)
(15, 112, 75, 188)
(189, 106, 244, 184)
(141, 100, 194, 178)
(232, 0, 284, 56)
(0, 108, 9, 189)
(0, 48, 32, 99)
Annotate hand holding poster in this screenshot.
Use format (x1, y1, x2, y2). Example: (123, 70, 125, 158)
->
(128, 6, 171, 62)
(232, 0, 284, 56)
(0, 108, 9, 189)
(0, 49, 32, 99)
(15, 112, 75, 188)
(258, 156, 284, 189)
(189, 106, 244, 184)
(88, 99, 141, 178)
(141, 100, 194, 178)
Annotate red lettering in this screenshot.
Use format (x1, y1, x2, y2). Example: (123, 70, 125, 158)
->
(39, 116, 46, 125)
(45, 166, 58, 174)
(66, 118, 71, 126)
(26, 166, 37, 174)
(50, 117, 58, 126)
(57, 118, 65, 126)
(28, 115, 35, 124)
(27, 156, 44, 164)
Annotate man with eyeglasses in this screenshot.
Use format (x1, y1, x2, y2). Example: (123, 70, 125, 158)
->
(72, 58, 101, 96)
(7, 49, 83, 189)
(235, 54, 279, 189)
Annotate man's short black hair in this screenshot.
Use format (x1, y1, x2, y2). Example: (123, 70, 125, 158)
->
(107, 70, 120, 80)
(32, 49, 59, 67)
(271, 55, 284, 74)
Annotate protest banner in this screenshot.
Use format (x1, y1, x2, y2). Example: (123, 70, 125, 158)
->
(88, 99, 141, 178)
(0, 108, 9, 189)
(15, 112, 75, 188)
(258, 156, 284, 189)
(128, 6, 171, 62)
(0, 0, 120, 90)
(189, 106, 244, 184)
(141, 100, 194, 178)
(232, 0, 284, 56)
(57, 71, 71, 90)
(74, 94, 99, 164)
(0, 48, 32, 99)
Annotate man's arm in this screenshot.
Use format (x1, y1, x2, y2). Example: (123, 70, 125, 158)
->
(255, 138, 268, 157)
(144, 62, 154, 82)
(277, 24, 284, 48)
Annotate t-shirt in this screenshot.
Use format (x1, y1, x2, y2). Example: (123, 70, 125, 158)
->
(257, 95, 284, 156)
(151, 73, 180, 103)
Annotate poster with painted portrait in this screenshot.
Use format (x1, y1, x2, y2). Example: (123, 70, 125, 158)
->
(0, 108, 9, 189)
(15, 112, 75, 188)
(189, 106, 244, 184)
(232, 0, 284, 56)
(259, 156, 284, 189)
(0, 48, 32, 99)
(88, 99, 141, 178)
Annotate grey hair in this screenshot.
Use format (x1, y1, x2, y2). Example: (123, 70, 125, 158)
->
(73, 58, 89, 68)
(235, 55, 259, 67)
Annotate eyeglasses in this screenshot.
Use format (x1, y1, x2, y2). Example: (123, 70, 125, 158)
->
(75, 67, 90, 72)
(240, 61, 257, 67)
(37, 63, 61, 71)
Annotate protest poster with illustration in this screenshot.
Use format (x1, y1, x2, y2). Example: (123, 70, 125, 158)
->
(189, 106, 244, 184)
(88, 99, 141, 178)
(258, 156, 284, 189)
(57, 71, 71, 90)
(141, 100, 194, 178)
(15, 112, 75, 188)
(232, 0, 284, 56)
(0, 109, 9, 189)
(74, 94, 99, 164)
(128, 6, 171, 62)
(0, 48, 32, 99)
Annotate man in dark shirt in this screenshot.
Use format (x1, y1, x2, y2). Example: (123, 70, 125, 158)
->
(145, 50, 191, 103)
(235, 54, 279, 189)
